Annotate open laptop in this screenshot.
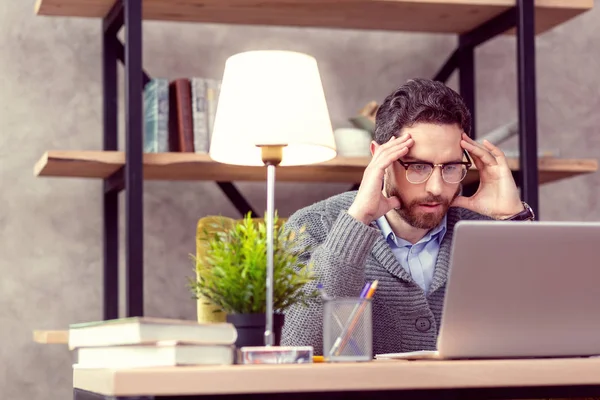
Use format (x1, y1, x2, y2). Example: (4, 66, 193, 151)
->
(376, 220, 600, 360)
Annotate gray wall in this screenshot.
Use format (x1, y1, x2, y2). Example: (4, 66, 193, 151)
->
(1, 1, 598, 399)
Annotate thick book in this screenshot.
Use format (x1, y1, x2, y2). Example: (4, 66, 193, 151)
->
(191, 77, 210, 153)
(169, 78, 195, 152)
(143, 78, 170, 153)
(74, 341, 235, 369)
(68, 317, 237, 350)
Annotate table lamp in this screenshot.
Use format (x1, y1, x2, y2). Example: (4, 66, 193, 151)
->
(209, 50, 337, 354)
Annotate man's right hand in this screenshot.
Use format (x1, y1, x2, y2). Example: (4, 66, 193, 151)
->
(347, 133, 414, 225)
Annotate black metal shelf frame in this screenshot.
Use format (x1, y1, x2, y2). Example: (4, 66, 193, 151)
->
(101, 0, 539, 320)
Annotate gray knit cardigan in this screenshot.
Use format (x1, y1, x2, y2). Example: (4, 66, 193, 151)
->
(280, 190, 488, 356)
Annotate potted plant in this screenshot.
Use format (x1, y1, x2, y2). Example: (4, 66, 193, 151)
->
(188, 212, 319, 348)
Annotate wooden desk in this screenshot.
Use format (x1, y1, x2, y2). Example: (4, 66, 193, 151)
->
(73, 357, 600, 400)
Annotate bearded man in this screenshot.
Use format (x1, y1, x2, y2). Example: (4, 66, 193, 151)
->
(280, 78, 534, 356)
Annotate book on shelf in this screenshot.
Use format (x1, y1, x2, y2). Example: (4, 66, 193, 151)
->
(143, 78, 170, 153)
(74, 340, 235, 369)
(191, 77, 210, 154)
(68, 317, 237, 350)
(143, 77, 221, 155)
(169, 78, 195, 152)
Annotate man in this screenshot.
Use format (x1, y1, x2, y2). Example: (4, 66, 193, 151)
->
(280, 78, 534, 356)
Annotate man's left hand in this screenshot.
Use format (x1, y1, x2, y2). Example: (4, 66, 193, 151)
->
(451, 133, 524, 219)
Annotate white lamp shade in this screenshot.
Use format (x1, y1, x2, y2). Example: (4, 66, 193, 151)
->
(209, 50, 337, 167)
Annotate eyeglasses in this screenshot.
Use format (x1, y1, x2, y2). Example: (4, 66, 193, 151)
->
(396, 150, 473, 184)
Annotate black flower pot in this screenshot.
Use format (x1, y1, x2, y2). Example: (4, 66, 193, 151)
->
(226, 313, 285, 348)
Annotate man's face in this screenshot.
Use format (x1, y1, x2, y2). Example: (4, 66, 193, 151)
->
(383, 122, 464, 230)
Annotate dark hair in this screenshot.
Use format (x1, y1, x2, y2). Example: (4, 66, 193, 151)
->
(373, 78, 471, 144)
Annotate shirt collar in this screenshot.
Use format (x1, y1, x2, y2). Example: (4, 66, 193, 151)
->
(375, 213, 447, 247)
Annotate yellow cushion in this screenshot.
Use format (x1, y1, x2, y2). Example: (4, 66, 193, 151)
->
(194, 215, 287, 323)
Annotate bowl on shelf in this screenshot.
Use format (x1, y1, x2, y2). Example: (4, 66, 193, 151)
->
(333, 128, 372, 158)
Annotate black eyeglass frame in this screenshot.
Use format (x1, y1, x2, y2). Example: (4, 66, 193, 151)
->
(396, 149, 473, 184)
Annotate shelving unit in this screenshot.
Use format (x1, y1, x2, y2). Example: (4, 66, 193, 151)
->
(33, 0, 597, 321)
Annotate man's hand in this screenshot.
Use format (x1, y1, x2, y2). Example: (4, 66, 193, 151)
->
(451, 133, 524, 219)
(348, 133, 414, 225)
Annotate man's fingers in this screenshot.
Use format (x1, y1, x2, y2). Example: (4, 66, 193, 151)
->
(461, 138, 497, 166)
(367, 146, 410, 181)
(362, 135, 410, 186)
(462, 132, 485, 148)
(462, 133, 494, 155)
(370, 137, 412, 174)
(377, 133, 411, 153)
(375, 142, 411, 171)
(481, 140, 507, 165)
(374, 134, 413, 160)
(461, 142, 485, 172)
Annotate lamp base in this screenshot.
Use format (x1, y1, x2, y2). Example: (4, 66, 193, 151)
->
(238, 345, 314, 364)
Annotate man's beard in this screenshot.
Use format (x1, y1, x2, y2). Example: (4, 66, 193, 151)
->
(384, 180, 461, 230)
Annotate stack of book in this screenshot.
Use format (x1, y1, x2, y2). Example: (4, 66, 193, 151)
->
(69, 317, 237, 369)
(143, 77, 221, 155)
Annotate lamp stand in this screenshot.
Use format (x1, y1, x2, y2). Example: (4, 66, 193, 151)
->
(260, 145, 283, 347)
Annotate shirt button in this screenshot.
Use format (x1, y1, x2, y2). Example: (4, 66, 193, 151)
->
(415, 317, 431, 332)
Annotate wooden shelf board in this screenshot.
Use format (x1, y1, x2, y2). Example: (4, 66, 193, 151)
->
(34, 0, 593, 34)
(34, 150, 598, 186)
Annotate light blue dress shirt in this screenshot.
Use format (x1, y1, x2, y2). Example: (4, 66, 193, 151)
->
(375, 214, 447, 294)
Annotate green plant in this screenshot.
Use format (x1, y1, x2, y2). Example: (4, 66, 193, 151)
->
(188, 212, 319, 315)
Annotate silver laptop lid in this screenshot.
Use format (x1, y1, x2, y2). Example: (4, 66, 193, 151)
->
(438, 220, 600, 359)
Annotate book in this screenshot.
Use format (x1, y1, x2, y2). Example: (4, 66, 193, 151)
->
(143, 78, 170, 153)
(169, 78, 195, 152)
(68, 317, 237, 350)
(191, 77, 210, 153)
(74, 341, 235, 369)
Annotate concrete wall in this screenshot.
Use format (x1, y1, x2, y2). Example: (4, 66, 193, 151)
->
(1, 1, 598, 398)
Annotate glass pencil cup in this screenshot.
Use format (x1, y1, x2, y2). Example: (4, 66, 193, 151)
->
(323, 297, 373, 362)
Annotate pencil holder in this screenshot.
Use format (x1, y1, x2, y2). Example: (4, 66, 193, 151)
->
(323, 297, 373, 362)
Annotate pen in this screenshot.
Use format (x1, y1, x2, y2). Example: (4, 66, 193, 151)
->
(359, 281, 371, 298)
